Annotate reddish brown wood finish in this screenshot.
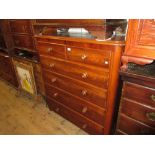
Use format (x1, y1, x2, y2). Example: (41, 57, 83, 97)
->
(118, 114, 155, 135)
(43, 69, 107, 108)
(116, 72, 155, 135)
(121, 19, 155, 71)
(0, 52, 18, 87)
(12, 34, 35, 50)
(40, 55, 109, 89)
(36, 35, 124, 134)
(9, 20, 32, 34)
(47, 97, 105, 135)
(45, 84, 106, 125)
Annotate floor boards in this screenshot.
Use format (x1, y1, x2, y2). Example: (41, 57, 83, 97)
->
(0, 79, 87, 135)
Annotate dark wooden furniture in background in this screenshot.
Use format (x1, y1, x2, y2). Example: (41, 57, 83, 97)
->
(121, 19, 155, 70)
(0, 20, 18, 87)
(6, 20, 45, 96)
(9, 20, 36, 52)
(116, 19, 155, 134)
(0, 52, 18, 87)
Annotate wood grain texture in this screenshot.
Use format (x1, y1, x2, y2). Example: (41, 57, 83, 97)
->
(0, 79, 87, 135)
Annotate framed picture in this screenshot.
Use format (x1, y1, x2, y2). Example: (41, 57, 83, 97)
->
(13, 59, 37, 95)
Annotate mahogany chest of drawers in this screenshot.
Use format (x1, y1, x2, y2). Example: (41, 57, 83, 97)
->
(35, 36, 124, 134)
(116, 69, 155, 135)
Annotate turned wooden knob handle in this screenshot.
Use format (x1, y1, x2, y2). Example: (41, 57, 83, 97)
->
(81, 89, 87, 96)
(82, 106, 88, 113)
(51, 78, 57, 83)
(146, 112, 155, 121)
(150, 95, 155, 102)
(67, 47, 71, 52)
(104, 60, 109, 65)
(49, 63, 55, 68)
(82, 72, 88, 79)
(53, 93, 58, 98)
(47, 48, 53, 53)
(81, 55, 87, 60)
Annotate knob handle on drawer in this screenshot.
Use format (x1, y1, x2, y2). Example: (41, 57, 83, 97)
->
(81, 89, 87, 96)
(81, 55, 87, 60)
(53, 93, 58, 98)
(82, 106, 88, 113)
(82, 72, 88, 79)
(47, 48, 53, 53)
(150, 95, 155, 102)
(51, 78, 57, 83)
(104, 60, 109, 65)
(146, 112, 155, 121)
(49, 63, 55, 68)
(67, 47, 71, 52)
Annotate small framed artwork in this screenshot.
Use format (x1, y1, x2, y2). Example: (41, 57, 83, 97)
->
(13, 59, 37, 95)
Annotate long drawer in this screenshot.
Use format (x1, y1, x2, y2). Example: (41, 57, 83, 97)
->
(45, 83, 105, 126)
(117, 114, 155, 135)
(40, 55, 109, 88)
(36, 41, 66, 59)
(121, 99, 155, 128)
(43, 69, 107, 108)
(47, 97, 104, 134)
(123, 82, 155, 108)
(66, 46, 111, 68)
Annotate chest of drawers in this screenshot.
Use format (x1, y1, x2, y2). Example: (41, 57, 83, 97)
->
(36, 36, 124, 134)
(116, 72, 155, 135)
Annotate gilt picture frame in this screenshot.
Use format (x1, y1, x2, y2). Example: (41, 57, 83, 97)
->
(13, 59, 37, 95)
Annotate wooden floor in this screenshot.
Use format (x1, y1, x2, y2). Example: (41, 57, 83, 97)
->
(0, 79, 87, 135)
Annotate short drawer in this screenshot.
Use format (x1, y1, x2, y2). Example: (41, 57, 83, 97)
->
(123, 82, 155, 108)
(12, 35, 35, 50)
(45, 84, 106, 126)
(9, 20, 32, 34)
(47, 97, 104, 134)
(37, 42, 66, 59)
(66, 46, 110, 68)
(43, 69, 107, 108)
(117, 114, 155, 135)
(121, 99, 155, 128)
(40, 56, 109, 88)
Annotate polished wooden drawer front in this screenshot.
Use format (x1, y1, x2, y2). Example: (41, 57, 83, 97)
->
(43, 69, 107, 108)
(37, 42, 66, 59)
(66, 46, 110, 68)
(45, 84, 105, 125)
(9, 20, 32, 34)
(40, 56, 109, 88)
(47, 97, 104, 134)
(121, 99, 155, 128)
(117, 114, 155, 135)
(123, 82, 155, 108)
(12, 35, 35, 50)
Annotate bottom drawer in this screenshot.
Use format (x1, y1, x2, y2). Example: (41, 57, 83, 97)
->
(46, 97, 104, 135)
(117, 114, 155, 135)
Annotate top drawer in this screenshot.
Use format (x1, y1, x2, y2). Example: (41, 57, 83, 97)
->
(9, 20, 32, 34)
(36, 42, 66, 59)
(123, 82, 155, 108)
(66, 46, 111, 68)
